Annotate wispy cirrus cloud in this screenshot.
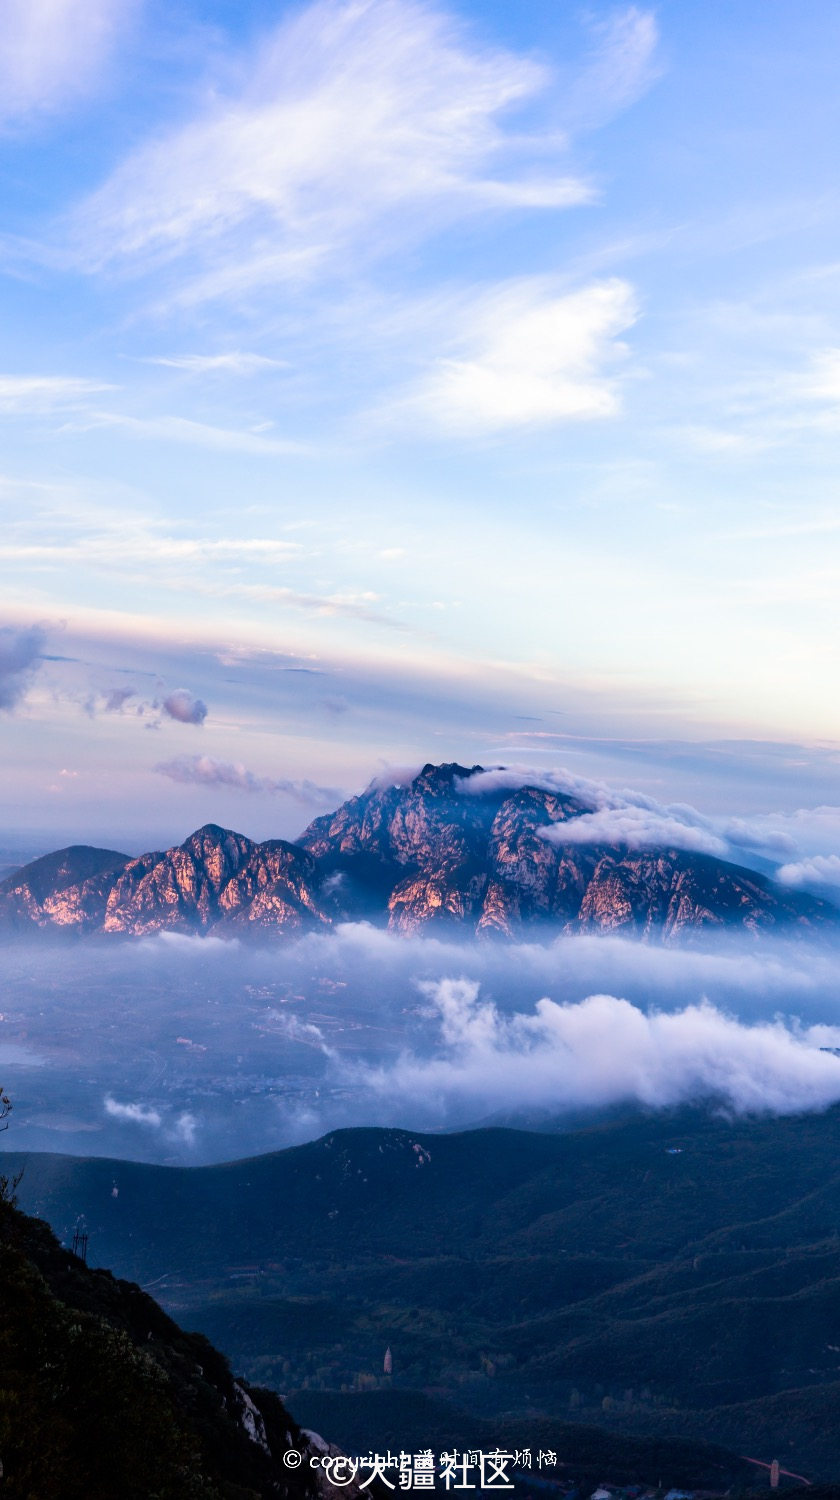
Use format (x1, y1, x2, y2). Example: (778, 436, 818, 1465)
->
(0, 0, 136, 130)
(142, 352, 288, 376)
(59, 409, 306, 456)
(0, 375, 115, 412)
(562, 7, 661, 130)
(66, 0, 616, 298)
(0, 374, 304, 456)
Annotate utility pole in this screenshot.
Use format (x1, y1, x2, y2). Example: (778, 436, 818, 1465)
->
(71, 1215, 89, 1264)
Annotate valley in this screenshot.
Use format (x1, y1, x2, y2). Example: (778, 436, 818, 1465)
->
(9, 1106, 840, 1476)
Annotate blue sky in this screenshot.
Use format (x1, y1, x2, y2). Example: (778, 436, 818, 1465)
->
(3, 0, 840, 850)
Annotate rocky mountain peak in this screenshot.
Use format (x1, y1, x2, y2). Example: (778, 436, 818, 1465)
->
(411, 761, 486, 793)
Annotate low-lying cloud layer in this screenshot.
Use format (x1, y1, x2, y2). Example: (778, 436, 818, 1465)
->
(6, 924, 840, 1163)
(354, 978, 840, 1121)
(542, 804, 728, 857)
(779, 854, 840, 891)
(105, 1095, 196, 1144)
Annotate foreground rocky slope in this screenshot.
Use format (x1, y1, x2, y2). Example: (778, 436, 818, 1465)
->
(0, 1192, 320, 1500)
(0, 762, 833, 941)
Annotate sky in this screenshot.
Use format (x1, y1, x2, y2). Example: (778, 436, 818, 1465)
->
(3, 0, 840, 850)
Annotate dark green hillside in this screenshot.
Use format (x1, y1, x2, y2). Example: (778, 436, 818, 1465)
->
(9, 1105, 840, 1474)
(0, 1194, 318, 1499)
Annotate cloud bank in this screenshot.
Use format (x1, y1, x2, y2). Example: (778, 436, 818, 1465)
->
(458, 764, 801, 868)
(778, 854, 840, 891)
(543, 804, 728, 857)
(9, 923, 840, 1163)
(355, 978, 840, 1121)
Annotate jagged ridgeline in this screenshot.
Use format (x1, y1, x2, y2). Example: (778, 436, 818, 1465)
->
(0, 1194, 321, 1500)
(0, 763, 834, 940)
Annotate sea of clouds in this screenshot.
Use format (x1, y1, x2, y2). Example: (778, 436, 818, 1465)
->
(4, 923, 840, 1162)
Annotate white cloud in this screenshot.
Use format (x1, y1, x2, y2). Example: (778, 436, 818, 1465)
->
(104, 1096, 162, 1128)
(0, 378, 304, 455)
(62, 410, 306, 456)
(0, 0, 134, 129)
(0, 375, 114, 412)
(173, 1111, 198, 1146)
(778, 854, 840, 890)
(144, 353, 288, 376)
(104, 1094, 199, 1147)
(543, 803, 728, 856)
(357, 978, 840, 1120)
(0, 527, 302, 570)
(401, 278, 637, 432)
(458, 764, 806, 867)
(799, 348, 840, 406)
(68, 0, 595, 295)
(563, 7, 660, 130)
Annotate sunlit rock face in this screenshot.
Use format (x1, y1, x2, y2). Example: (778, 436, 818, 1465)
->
(102, 826, 328, 935)
(103, 825, 257, 934)
(0, 764, 836, 941)
(300, 763, 836, 941)
(0, 846, 130, 931)
(217, 841, 331, 932)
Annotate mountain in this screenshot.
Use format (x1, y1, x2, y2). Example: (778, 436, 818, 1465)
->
(0, 824, 330, 938)
(298, 762, 833, 938)
(0, 844, 131, 932)
(10, 1106, 840, 1476)
(0, 1187, 325, 1499)
(0, 763, 833, 941)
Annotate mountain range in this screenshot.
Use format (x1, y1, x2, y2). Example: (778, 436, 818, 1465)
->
(1, 762, 833, 941)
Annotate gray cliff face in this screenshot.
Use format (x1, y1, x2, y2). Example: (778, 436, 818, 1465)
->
(0, 763, 835, 941)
